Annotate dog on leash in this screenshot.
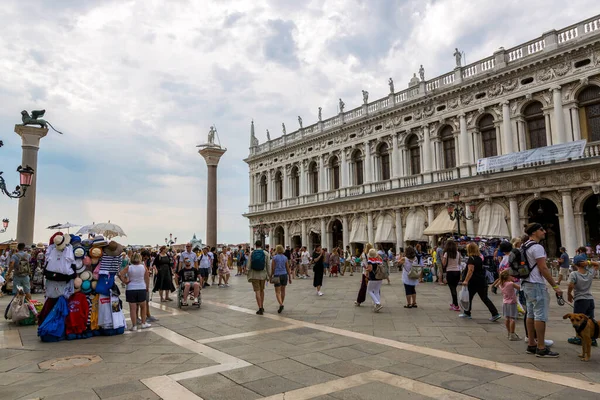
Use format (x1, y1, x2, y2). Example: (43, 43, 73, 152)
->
(563, 313, 600, 361)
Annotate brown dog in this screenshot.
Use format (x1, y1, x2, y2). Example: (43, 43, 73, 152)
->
(563, 313, 600, 361)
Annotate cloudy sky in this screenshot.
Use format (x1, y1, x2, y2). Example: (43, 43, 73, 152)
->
(0, 0, 598, 246)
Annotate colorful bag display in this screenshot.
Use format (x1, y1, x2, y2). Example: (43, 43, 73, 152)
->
(96, 274, 115, 296)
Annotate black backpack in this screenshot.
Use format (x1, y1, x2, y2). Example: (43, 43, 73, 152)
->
(508, 240, 537, 279)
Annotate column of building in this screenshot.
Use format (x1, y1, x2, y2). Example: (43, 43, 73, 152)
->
(364, 140, 373, 183)
(320, 218, 328, 249)
(561, 190, 577, 256)
(301, 220, 308, 248)
(459, 113, 470, 165)
(502, 101, 515, 154)
(341, 149, 348, 188)
(342, 215, 349, 251)
(391, 134, 400, 179)
(552, 86, 567, 144)
(422, 125, 432, 173)
(395, 209, 403, 253)
(367, 212, 374, 244)
(509, 197, 520, 239)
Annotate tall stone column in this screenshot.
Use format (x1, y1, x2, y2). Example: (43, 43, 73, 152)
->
(427, 206, 435, 247)
(509, 197, 520, 239)
(341, 149, 349, 188)
(283, 222, 290, 247)
(318, 155, 325, 192)
(465, 206, 475, 236)
(395, 209, 403, 253)
(422, 125, 432, 173)
(502, 101, 514, 154)
(367, 212, 374, 244)
(301, 220, 307, 248)
(199, 146, 227, 247)
(459, 113, 470, 166)
(15, 125, 48, 245)
(553, 87, 567, 144)
(561, 190, 577, 256)
(364, 141, 372, 183)
(342, 215, 349, 250)
(570, 106, 581, 141)
(391, 134, 400, 178)
(320, 218, 327, 248)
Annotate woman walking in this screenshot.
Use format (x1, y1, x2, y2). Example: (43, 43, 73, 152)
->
(270, 245, 292, 313)
(329, 248, 340, 277)
(354, 243, 372, 306)
(152, 246, 175, 302)
(120, 253, 151, 331)
(443, 240, 461, 311)
(312, 245, 325, 296)
(459, 243, 501, 321)
(401, 246, 419, 308)
(365, 248, 384, 312)
(218, 249, 231, 287)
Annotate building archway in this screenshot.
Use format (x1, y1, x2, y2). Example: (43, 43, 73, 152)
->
(309, 232, 321, 252)
(528, 199, 561, 257)
(291, 235, 302, 249)
(330, 219, 343, 250)
(583, 194, 600, 247)
(273, 226, 285, 247)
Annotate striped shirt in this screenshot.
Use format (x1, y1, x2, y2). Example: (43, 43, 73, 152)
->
(99, 255, 122, 275)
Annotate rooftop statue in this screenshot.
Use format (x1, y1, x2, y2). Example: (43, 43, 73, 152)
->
(21, 110, 64, 134)
(318, 107, 322, 121)
(339, 98, 345, 113)
(266, 129, 271, 141)
(362, 90, 369, 104)
(208, 126, 216, 144)
(454, 48, 462, 67)
(419, 65, 425, 81)
(298, 116, 303, 129)
(388, 77, 394, 94)
(409, 73, 420, 87)
(282, 123, 286, 135)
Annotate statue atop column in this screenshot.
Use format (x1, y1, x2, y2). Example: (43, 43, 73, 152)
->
(266, 129, 271, 141)
(339, 98, 345, 113)
(298, 116, 303, 129)
(318, 107, 322, 121)
(362, 90, 369, 104)
(281, 123, 286, 135)
(21, 110, 64, 134)
(419, 65, 425, 81)
(454, 48, 462, 67)
(388, 77, 394, 94)
(250, 120, 259, 147)
(207, 126, 217, 145)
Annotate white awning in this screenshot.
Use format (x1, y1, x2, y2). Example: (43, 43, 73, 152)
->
(404, 210, 428, 242)
(423, 211, 457, 236)
(375, 214, 396, 243)
(477, 202, 510, 238)
(349, 216, 368, 244)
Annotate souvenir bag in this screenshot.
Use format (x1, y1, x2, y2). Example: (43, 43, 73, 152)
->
(98, 294, 113, 329)
(96, 273, 115, 296)
(374, 262, 389, 280)
(459, 286, 470, 311)
(408, 260, 422, 280)
(111, 294, 126, 330)
(9, 293, 32, 324)
(38, 296, 68, 342)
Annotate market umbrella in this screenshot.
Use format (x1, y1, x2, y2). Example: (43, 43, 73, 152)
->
(76, 224, 97, 236)
(47, 223, 62, 229)
(47, 222, 81, 233)
(87, 221, 127, 239)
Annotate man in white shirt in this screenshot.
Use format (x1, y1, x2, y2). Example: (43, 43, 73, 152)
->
(522, 222, 562, 358)
(199, 247, 212, 287)
(179, 243, 198, 272)
(300, 246, 311, 279)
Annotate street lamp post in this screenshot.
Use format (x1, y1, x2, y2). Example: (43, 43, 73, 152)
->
(0, 218, 8, 233)
(0, 140, 35, 199)
(165, 233, 177, 247)
(446, 192, 476, 237)
(252, 219, 269, 243)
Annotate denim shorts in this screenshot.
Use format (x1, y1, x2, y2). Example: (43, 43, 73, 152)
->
(12, 275, 30, 294)
(522, 282, 549, 322)
(273, 274, 288, 288)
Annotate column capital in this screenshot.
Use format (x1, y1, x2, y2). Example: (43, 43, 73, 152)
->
(559, 189, 572, 196)
(15, 125, 48, 149)
(458, 112, 466, 119)
(501, 100, 510, 106)
(551, 85, 562, 92)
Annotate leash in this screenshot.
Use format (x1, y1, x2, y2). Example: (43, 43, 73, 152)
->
(556, 293, 574, 308)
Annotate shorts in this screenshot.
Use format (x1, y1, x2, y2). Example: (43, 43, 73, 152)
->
(181, 281, 199, 288)
(503, 303, 517, 319)
(404, 284, 416, 296)
(573, 298, 595, 319)
(250, 279, 265, 292)
(212, 266, 218, 276)
(12, 275, 30, 294)
(522, 282, 550, 322)
(559, 267, 570, 281)
(126, 289, 147, 303)
(199, 268, 209, 279)
(273, 274, 288, 288)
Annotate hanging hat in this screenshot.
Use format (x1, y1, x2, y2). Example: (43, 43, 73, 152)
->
(89, 247, 102, 259)
(36, 242, 45, 249)
(83, 255, 92, 267)
(81, 280, 92, 294)
(53, 233, 71, 251)
(92, 235, 109, 247)
(104, 241, 124, 257)
(81, 239, 93, 248)
(80, 270, 93, 281)
(74, 277, 83, 290)
(75, 259, 85, 274)
(73, 246, 85, 259)
(70, 235, 82, 245)
(91, 281, 97, 291)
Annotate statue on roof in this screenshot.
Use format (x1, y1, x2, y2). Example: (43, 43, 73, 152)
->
(388, 77, 394, 94)
(282, 123, 286, 135)
(266, 129, 271, 141)
(454, 48, 462, 67)
(362, 90, 369, 104)
(409, 73, 420, 87)
(298, 116, 303, 129)
(318, 107, 322, 121)
(339, 98, 345, 113)
(419, 65, 425, 81)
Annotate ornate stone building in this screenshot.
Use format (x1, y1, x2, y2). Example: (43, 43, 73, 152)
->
(244, 16, 600, 257)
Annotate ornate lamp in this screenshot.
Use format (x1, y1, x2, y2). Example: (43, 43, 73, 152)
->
(0, 140, 35, 199)
(447, 192, 474, 236)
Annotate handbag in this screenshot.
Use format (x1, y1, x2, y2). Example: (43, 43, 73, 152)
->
(10, 294, 33, 323)
(408, 265, 422, 280)
(269, 275, 279, 285)
(96, 274, 115, 296)
(459, 286, 470, 311)
(374, 263, 389, 280)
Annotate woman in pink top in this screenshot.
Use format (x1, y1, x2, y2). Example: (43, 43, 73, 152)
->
(442, 240, 461, 311)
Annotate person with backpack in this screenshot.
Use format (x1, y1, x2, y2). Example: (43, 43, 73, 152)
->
(520, 223, 562, 358)
(365, 248, 384, 312)
(7, 243, 32, 301)
(247, 240, 271, 315)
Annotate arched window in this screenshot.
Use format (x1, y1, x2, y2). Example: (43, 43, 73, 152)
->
(259, 175, 267, 203)
(407, 135, 421, 175)
(274, 171, 283, 200)
(578, 85, 600, 142)
(291, 166, 300, 197)
(479, 114, 497, 157)
(377, 142, 391, 181)
(330, 156, 340, 190)
(309, 161, 319, 194)
(441, 125, 456, 169)
(524, 101, 547, 149)
(351, 150, 364, 186)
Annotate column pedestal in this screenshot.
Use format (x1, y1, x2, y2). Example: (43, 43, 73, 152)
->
(199, 146, 227, 247)
(15, 125, 48, 245)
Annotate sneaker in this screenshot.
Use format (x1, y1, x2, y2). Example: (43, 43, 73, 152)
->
(374, 304, 383, 313)
(489, 314, 502, 322)
(458, 314, 472, 319)
(130, 325, 138, 332)
(453, 305, 461, 311)
(141, 323, 151, 329)
(536, 347, 559, 358)
(544, 339, 554, 347)
(225, 284, 230, 287)
(137, 318, 142, 324)
(526, 345, 537, 354)
(147, 316, 159, 322)
(257, 308, 264, 315)
(568, 337, 581, 345)
(204, 283, 211, 287)
(509, 333, 521, 341)
(354, 301, 361, 306)
(318, 291, 324, 296)
(278, 305, 284, 314)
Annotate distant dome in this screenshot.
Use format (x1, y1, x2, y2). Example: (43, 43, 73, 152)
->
(190, 234, 203, 250)
(409, 73, 420, 87)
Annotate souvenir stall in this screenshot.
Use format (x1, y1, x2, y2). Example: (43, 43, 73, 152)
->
(37, 232, 125, 342)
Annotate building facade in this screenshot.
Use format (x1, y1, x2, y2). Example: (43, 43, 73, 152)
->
(244, 16, 600, 258)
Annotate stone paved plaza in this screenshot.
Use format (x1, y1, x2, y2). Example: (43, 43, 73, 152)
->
(2, 273, 600, 400)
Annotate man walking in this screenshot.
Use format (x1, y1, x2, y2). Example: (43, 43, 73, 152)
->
(199, 247, 212, 287)
(341, 245, 353, 276)
(7, 243, 32, 301)
(522, 223, 563, 358)
(179, 243, 198, 272)
(556, 247, 570, 285)
(248, 240, 270, 315)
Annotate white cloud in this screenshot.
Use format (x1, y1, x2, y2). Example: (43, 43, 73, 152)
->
(0, 0, 598, 245)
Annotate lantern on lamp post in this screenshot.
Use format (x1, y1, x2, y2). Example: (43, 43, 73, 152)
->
(0, 140, 35, 199)
(446, 192, 476, 236)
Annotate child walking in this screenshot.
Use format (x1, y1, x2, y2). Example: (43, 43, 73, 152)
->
(495, 269, 520, 341)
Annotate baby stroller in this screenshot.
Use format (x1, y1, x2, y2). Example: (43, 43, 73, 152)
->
(177, 280, 201, 309)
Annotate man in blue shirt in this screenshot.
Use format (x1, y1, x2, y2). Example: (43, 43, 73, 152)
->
(557, 247, 570, 285)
